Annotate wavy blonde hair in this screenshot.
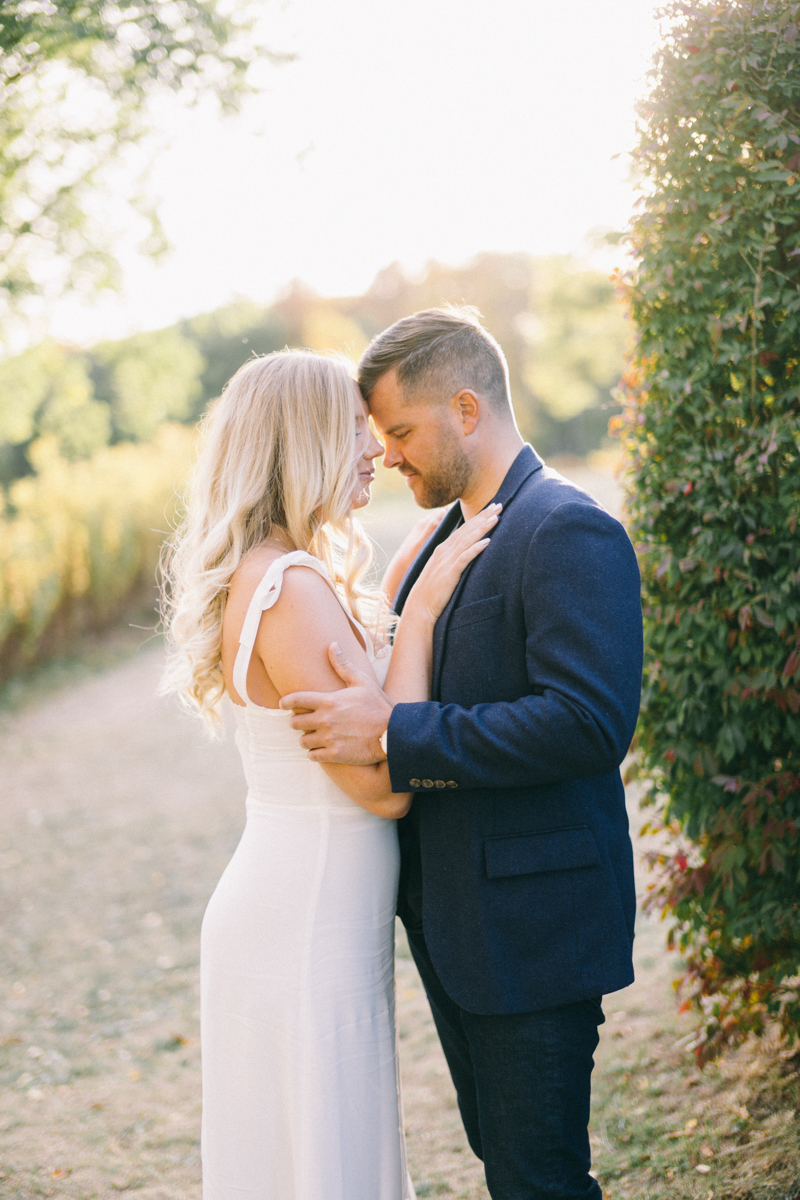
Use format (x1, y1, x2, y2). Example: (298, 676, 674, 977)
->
(160, 349, 385, 729)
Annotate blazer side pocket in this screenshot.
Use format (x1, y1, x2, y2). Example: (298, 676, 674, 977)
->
(448, 593, 504, 631)
(484, 826, 600, 880)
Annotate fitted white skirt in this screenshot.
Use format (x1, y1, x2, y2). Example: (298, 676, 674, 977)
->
(200, 795, 413, 1200)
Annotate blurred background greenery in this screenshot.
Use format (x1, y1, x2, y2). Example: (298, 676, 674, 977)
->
(0, 250, 627, 681)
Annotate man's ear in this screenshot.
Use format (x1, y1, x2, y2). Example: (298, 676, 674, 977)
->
(454, 389, 480, 436)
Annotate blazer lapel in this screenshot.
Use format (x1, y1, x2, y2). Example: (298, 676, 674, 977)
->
(430, 444, 544, 699)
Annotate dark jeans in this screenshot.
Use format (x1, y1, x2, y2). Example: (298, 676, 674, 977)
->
(406, 928, 604, 1200)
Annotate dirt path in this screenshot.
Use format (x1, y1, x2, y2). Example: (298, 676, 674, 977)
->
(1, 469, 694, 1200)
(0, 633, 497, 1199)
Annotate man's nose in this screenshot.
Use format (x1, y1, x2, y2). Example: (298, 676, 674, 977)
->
(382, 441, 403, 469)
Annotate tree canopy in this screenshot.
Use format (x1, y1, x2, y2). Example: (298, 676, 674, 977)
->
(0, 0, 271, 326)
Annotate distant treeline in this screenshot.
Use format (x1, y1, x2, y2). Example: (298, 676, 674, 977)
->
(0, 252, 627, 491)
(0, 253, 627, 678)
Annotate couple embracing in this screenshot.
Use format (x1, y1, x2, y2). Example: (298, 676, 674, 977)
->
(163, 307, 643, 1200)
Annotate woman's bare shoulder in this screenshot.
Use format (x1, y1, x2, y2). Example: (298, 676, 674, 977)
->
(227, 546, 344, 636)
(258, 560, 344, 628)
(254, 563, 370, 694)
(228, 543, 287, 601)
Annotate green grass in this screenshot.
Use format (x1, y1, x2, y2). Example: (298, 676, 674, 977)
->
(592, 984, 800, 1199)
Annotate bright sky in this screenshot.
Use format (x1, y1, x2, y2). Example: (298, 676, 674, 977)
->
(48, 0, 663, 346)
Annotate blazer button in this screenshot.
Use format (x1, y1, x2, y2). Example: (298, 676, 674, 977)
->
(409, 778, 421, 788)
(446, 780, 458, 788)
(422, 779, 434, 788)
(434, 780, 445, 788)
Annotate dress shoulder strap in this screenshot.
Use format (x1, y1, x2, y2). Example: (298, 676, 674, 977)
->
(232, 551, 332, 705)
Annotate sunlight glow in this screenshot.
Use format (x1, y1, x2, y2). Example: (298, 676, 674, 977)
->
(47, 0, 663, 345)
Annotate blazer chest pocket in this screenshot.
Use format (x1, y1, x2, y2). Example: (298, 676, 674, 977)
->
(484, 825, 600, 880)
(448, 593, 504, 631)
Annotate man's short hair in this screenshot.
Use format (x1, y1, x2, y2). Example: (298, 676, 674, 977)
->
(357, 306, 512, 414)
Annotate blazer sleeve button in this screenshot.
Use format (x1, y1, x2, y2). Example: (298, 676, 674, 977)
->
(446, 780, 458, 788)
(409, 778, 421, 789)
(434, 780, 445, 788)
(421, 779, 434, 788)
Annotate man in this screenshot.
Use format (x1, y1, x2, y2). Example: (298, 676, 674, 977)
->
(281, 307, 642, 1199)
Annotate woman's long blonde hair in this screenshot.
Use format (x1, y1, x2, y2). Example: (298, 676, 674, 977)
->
(160, 349, 384, 729)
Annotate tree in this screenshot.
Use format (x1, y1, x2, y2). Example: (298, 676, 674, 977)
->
(619, 0, 800, 1061)
(0, 0, 275, 327)
(523, 258, 629, 456)
(93, 327, 204, 441)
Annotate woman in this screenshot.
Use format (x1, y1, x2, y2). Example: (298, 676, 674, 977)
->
(161, 350, 499, 1200)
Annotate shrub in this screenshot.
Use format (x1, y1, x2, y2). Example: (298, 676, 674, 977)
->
(619, 0, 800, 1062)
(0, 426, 193, 680)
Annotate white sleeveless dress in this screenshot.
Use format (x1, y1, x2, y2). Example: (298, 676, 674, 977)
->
(200, 551, 414, 1200)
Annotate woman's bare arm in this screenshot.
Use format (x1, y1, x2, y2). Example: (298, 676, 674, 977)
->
(241, 566, 410, 818)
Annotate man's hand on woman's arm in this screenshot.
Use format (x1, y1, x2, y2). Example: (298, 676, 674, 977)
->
(280, 645, 392, 765)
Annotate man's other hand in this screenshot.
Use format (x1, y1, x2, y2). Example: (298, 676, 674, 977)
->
(279, 643, 393, 765)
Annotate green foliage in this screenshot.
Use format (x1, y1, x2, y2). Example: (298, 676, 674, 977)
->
(0, 425, 193, 680)
(0, 340, 111, 467)
(0, 0, 257, 101)
(524, 260, 629, 423)
(620, 0, 800, 1061)
(93, 328, 205, 441)
(38, 355, 111, 460)
(0, 254, 629, 491)
(0, 0, 272, 325)
(180, 300, 288, 405)
(0, 251, 631, 676)
(0, 328, 205, 482)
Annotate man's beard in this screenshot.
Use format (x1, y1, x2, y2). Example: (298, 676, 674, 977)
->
(414, 425, 474, 508)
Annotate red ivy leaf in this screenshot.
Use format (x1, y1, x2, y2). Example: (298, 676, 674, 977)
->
(783, 650, 800, 678)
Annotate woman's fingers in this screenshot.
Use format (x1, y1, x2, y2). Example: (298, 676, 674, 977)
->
(405, 502, 502, 622)
(442, 512, 498, 554)
(459, 537, 491, 562)
(440, 503, 501, 560)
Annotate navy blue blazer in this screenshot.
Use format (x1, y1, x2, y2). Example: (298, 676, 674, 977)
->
(387, 445, 642, 1015)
